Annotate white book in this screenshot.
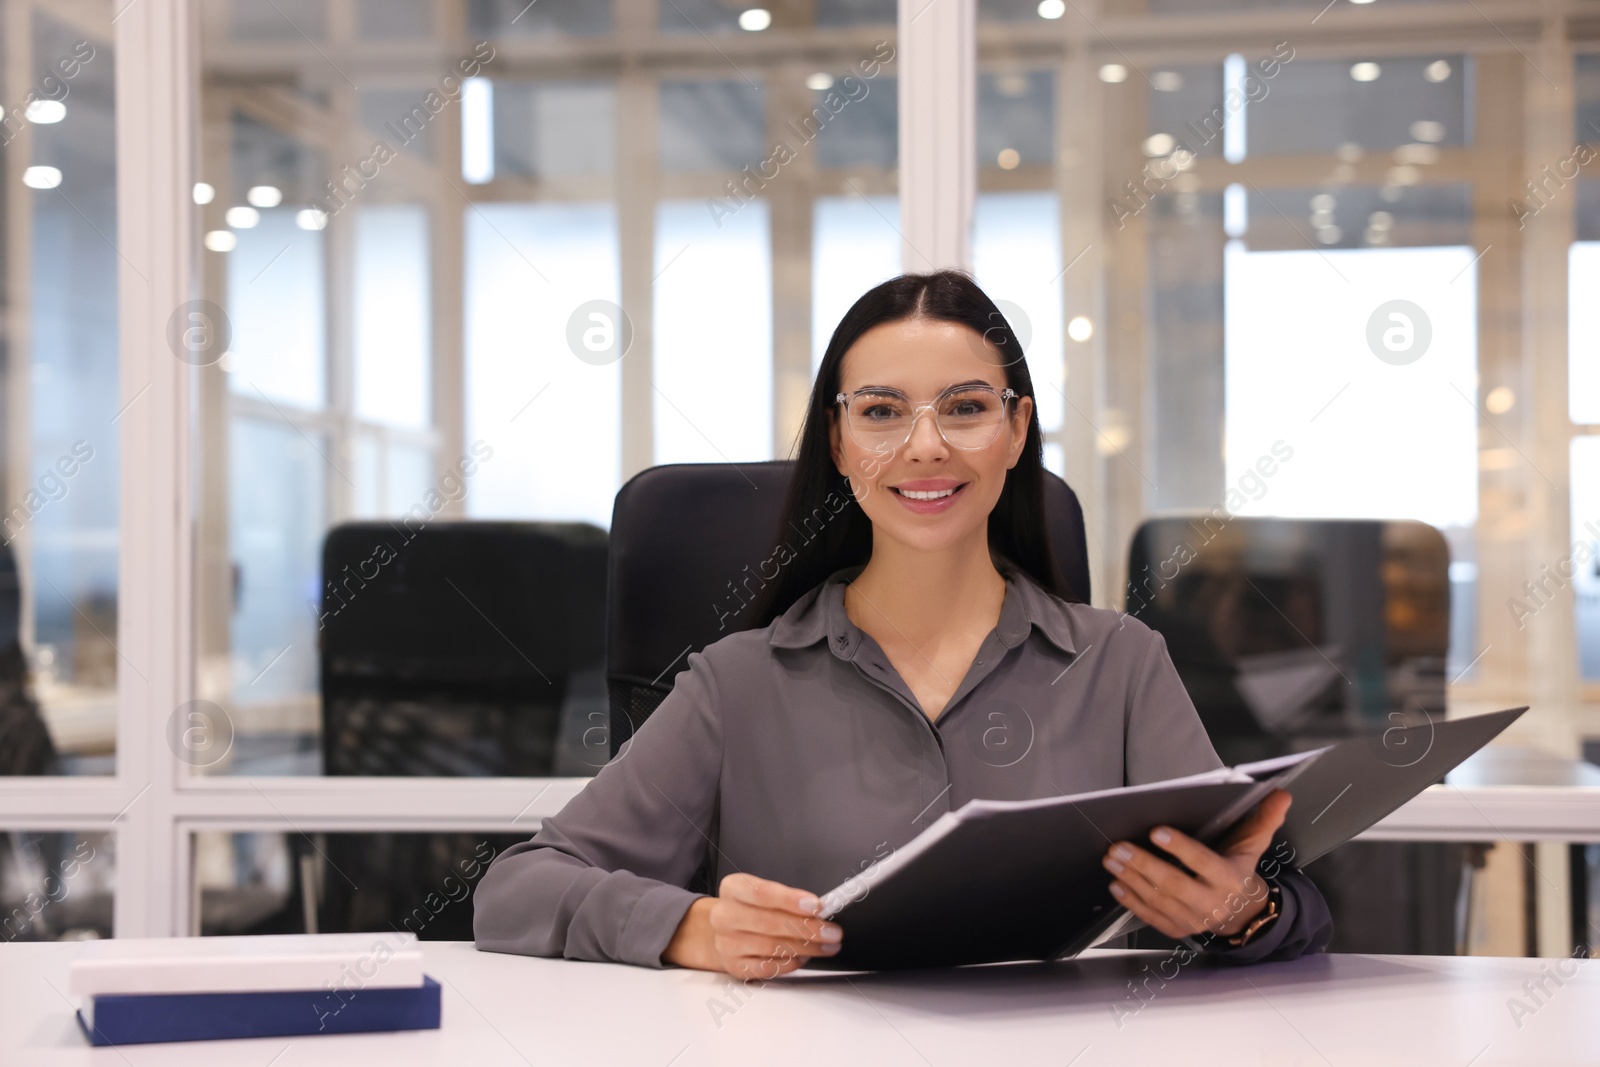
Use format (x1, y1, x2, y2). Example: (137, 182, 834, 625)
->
(69, 932, 424, 997)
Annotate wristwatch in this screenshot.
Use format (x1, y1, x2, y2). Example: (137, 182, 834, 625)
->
(1225, 883, 1282, 947)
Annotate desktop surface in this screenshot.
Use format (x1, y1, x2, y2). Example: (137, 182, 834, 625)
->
(3, 939, 1596, 1065)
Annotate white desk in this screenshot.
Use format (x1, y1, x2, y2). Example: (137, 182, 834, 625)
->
(4, 940, 1597, 1066)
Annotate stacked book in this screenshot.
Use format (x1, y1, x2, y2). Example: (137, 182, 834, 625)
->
(70, 932, 440, 1046)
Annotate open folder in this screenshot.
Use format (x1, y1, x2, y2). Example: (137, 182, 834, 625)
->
(805, 706, 1527, 971)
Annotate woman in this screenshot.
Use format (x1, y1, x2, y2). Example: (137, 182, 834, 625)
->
(473, 270, 1333, 977)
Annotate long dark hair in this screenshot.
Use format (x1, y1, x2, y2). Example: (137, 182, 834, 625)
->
(742, 269, 1079, 629)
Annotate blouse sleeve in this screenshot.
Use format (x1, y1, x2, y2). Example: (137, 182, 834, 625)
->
(472, 649, 723, 968)
(1121, 623, 1335, 962)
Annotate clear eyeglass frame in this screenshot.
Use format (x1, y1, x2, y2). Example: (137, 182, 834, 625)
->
(834, 383, 1020, 453)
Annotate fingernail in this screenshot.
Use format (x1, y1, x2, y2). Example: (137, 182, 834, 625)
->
(821, 942, 841, 954)
(820, 924, 842, 942)
(799, 895, 820, 914)
(1113, 844, 1133, 861)
(1109, 883, 1126, 899)
(1104, 858, 1124, 875)
(1151, 828, 1172, 845)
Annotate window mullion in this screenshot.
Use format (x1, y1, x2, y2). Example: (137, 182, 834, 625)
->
(898, 0, 975, 271)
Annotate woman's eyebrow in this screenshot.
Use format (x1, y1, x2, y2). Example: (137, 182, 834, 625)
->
(849, 378, 995, 393)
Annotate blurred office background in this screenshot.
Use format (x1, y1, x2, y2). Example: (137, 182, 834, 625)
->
(0, 0, 1596, 960)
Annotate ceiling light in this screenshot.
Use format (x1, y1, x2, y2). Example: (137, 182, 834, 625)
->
(995, 73, 1030, 98)
(738, 8, 771, 30)
(25, 100, 65, 123)
(1410, 120, 1445, 143)
(247, 185, 283, 208)
(1350, 62, 1381, 82)
(22, 165, 61, 189)
(1142, 132, 1175, 157)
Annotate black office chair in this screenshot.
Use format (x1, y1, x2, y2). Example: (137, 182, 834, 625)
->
(1126, 515, 1464, 954)
(0, 540, 95, 940)
(319, 520, 609, 777)
(605, 460, 1092, 759)
(0, 539, 53, 777)
(255, 521, 612, 941)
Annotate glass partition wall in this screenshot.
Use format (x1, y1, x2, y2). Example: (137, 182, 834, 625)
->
(0, 0, 1596, 955)
(193, 0, 902, 777)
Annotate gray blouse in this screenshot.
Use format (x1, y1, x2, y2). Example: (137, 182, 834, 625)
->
(473, 561, 1332, 968)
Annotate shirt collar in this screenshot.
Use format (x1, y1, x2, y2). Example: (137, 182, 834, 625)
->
(768, 559, 1078, 658)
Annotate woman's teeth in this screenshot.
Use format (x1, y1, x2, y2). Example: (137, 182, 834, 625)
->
(897, 487, 957, 500)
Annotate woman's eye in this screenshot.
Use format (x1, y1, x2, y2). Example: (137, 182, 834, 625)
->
(862, 404, 900, 420)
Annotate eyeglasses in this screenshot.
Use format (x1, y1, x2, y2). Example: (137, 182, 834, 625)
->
(835, 383, 1019, 453)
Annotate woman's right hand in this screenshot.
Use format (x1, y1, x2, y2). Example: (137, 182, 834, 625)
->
(661, 873, 843, 978)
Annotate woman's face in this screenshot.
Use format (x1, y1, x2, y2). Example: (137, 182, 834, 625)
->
(828, 315, 1034, 556)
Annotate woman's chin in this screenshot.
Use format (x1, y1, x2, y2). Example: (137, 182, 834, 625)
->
(872, 518, 990, 557)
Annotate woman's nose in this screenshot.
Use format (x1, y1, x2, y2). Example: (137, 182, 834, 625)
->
(902, 407, 949, 458)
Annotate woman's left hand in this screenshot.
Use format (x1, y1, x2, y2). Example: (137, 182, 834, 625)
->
(1100, 788, 1292, 941)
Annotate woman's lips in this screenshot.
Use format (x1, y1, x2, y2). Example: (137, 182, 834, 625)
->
(890, 483, 967, 514)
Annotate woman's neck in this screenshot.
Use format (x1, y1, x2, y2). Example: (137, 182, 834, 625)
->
(845, 537, 1008, 648)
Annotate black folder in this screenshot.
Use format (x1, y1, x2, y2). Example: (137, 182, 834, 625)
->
(805, 706, 1526, 971)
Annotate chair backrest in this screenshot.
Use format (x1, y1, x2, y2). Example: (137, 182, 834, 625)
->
(1125, 515, 1450, 765)
(319, 520, 608, 776)
(605, 460, 1092, 756)
(0, 538, 53, 776)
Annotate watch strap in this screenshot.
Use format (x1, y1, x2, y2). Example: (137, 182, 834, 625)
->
(1225, 883, 1282, 947)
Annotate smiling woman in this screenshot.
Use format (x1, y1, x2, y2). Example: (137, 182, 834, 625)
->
(473, 271, 1334, 980)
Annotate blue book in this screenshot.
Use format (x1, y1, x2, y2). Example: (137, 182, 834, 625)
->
(76, 975, 441, 1046)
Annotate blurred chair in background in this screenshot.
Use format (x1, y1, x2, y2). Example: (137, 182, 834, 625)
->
(319, 521, 608, 777)
(1127, 516, 1463, 954)
(0, 539, 54, 777)
(219, 521, 610, 940)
